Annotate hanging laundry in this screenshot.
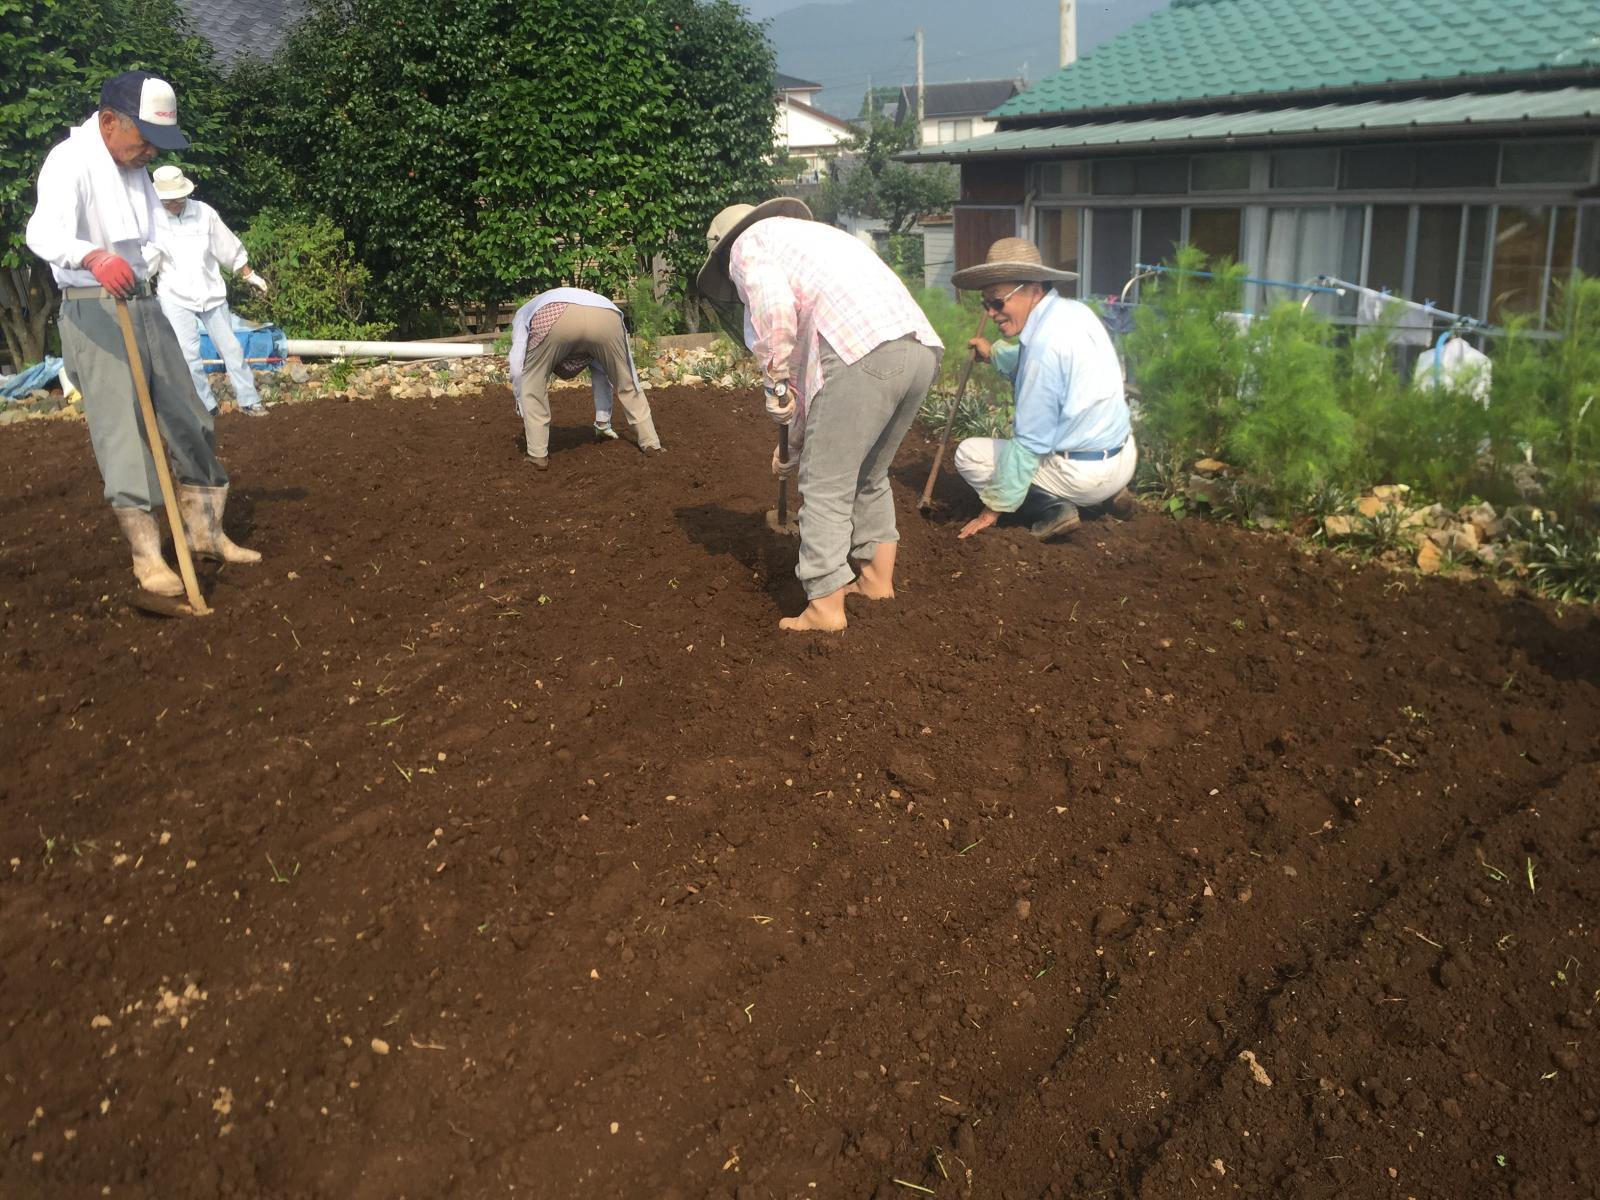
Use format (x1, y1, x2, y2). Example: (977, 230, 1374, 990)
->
(1413, 335, 1491, 406)
(1359, 292, 1434, 347)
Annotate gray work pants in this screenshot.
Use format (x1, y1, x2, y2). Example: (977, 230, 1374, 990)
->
(59, 292, 227, 511)
(795, 336, 941, 599)
(519, 304, 659, 458)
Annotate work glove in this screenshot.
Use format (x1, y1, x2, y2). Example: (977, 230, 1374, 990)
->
(82, 249, 136, 298)
(771, 445, 796, 479)
(243, 272, 269, 295)
(764, 385, 796, 425)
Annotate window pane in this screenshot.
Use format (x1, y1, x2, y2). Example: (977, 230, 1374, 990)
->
(1579, 206, 1600, 277)
(1342, 146, 1416, 190)
(1368, 205, 1409, 294)
(1089, 208, 1135, 296)
(1460, 206, 1491, 318)
(1416, 144, 1497, 189)
(1039, 162, 1089, 196)
(1501, 141, 1593, 186)
(1490, 205, 1552, 322)
(955, 119, 973, 140)
(1550, 206, 1577, 309)
(1037, 208, 1082, 293)
(1271, 149, 1336, 190)
(1135, 157, 1188, 194)
(1413, 205, 1463, 312)
(1188, 208, 1242, 262)
(1139, 207, 1184, 268)
(1192, 153, 1250, 192)
(1263, 206, 1361, 314)
(1093, 160, 1136, 195)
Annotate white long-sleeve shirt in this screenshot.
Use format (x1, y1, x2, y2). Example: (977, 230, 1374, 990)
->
(155, 199, 249, 312)
(25, 116, 168, 288)
(507, 287, 634, 414)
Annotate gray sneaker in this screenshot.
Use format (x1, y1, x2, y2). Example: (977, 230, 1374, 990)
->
(240, 404, 270, 418)
(593, 421, 619, 440)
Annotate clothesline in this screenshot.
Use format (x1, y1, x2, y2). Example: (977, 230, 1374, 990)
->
(1313, 275, 1493, 332)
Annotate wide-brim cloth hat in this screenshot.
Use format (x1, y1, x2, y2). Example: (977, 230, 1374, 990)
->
(151, 164, 195, 199)
(950, 236, 1078, 290)
(696, 197, 813, 302)
(100, 70, 188, 151)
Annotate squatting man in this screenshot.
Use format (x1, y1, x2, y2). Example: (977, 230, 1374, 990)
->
(951, 236, 1137, 540)
(25, 71, 260, 597)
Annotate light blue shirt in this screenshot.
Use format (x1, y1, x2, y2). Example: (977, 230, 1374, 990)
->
(983, 290, 1129, 512)
(507, 287, 634, 415)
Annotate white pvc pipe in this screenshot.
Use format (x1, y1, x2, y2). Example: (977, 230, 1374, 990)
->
(284, 339, 487, 359)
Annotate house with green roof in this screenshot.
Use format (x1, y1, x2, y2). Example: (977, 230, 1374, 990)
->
(904, 0, 1600, 325)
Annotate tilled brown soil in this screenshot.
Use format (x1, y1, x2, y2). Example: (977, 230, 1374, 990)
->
(2, 383, 1597, 1200)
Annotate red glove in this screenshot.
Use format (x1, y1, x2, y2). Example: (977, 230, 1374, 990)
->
(82, 249, 136, 298)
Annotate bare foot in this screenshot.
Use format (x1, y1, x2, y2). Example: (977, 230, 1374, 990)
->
(849, 563, 894, 600)
(779, 589, 848, 632)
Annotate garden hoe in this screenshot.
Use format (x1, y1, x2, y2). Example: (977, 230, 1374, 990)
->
(766, 422, 800, 536)
(113, 298, 211, 618)
(919, 310, 990, 512)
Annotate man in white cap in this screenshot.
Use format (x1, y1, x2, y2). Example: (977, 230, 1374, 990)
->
(152, 165, 270, 417)
(951, 236, 1136, 541)
(25, 71, 260, 598)
(698, 198, 942, 633)
(506, 286, 662, 468)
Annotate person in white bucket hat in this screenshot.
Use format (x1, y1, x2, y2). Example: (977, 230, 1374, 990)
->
(950, 236, 1137, 541)
(25, 71, 260, 599)
(698, 198, 943, 633)
(151, 165, 270, 418)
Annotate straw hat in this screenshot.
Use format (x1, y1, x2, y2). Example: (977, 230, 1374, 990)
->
(950, 236, 1078, 289)
(150, 165, 195, 200)
(696, 197, 813, 301)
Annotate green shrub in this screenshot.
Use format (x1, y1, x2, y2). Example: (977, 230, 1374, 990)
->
(1492, 275, 1600, 521)
(236, 209, 392, 340)
(1123, 245, 1247, 461)
(1521, 512, 1600, 603)
(1228, 302, 1354, 501)
(624, 274, 686, 348)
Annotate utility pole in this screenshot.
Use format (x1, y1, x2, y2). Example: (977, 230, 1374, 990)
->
(915, 26, 925, 136)
(1059, 0, 1077, 68)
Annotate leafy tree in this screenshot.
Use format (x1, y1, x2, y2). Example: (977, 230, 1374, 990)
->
(251, 0, 777, 331)
(0, 0, 226, 367)
(810, 109, 955, 234)
(236, 209, 392, 339)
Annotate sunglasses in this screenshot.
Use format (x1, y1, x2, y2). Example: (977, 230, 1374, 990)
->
(981, 282, 1026, 313)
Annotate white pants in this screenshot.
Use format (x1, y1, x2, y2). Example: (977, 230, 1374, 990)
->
(954, 435, 1137, 507)
(159, 297, 263, 412)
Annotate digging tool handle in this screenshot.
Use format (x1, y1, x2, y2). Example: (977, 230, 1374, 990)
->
(919, 311, 989, 511)
(776, 422, 790, 527)
(113, 299, 210, 616)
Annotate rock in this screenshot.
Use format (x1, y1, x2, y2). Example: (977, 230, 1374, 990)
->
(1193, 458, 1230, 474)
(1323, 514, 1356, 538)
(1238, 1049, 1273, 1086)
(1416, 540, 1443, 574)
(287, 363, 311, 384)
(1434, 523, 1481, 552)
(1356, 495, 1384, 518)
(1187, 474, 1226, 507)
(679, 374, 704, 387)
(1372, 483, 1410, 502)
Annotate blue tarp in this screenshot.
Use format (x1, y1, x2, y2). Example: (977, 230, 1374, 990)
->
(0, 355, 63, 399)
(197, 317, 287, 374)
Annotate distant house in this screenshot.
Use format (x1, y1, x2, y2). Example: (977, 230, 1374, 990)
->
(903, 0, 1600, 324)
(895, 81, 1023, 148)
(181, 0, 303, 61)
(774, 72, 854, 183)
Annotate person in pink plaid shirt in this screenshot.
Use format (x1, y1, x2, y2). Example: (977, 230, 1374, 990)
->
(698, 199, 943, 632)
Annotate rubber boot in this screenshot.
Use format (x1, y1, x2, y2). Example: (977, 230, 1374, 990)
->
(114, 506, 183, 596)
(178, 484, 262, 564)
(1018, 486, 1081, 540)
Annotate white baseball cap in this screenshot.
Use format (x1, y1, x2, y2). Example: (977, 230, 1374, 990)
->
(100, 71, 188, 151)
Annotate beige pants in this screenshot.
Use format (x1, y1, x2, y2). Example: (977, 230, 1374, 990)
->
(518, 305, 659, 458)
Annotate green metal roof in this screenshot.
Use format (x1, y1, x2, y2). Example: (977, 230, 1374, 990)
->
(994, 0, 1600, 120)
(904, 87, 1600, 161)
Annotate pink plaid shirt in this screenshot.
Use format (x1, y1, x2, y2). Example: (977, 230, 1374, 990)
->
(727, 218, 941, 418)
